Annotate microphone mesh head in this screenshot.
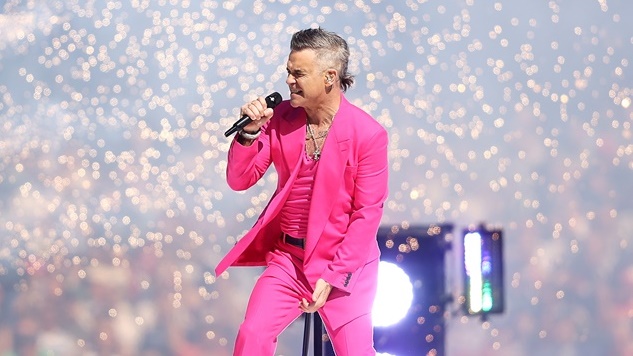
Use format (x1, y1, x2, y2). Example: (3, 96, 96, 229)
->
(265, 92, 283, 109)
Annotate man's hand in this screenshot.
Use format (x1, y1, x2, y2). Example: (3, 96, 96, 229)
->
(300, 278, 332, 313)
(239, 96, 274, 133)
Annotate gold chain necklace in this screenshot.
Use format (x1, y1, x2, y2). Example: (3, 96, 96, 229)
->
(306, 122, 330, 161)
(306, 129, 329, 140)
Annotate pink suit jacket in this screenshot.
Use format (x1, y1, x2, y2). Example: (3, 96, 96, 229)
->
(215, 94, 389, 329)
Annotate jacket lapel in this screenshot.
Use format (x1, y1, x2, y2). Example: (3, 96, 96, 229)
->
(304, 106, 351, 258)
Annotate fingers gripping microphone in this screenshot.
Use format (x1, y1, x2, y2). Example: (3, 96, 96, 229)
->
(224, 92, 283, 137)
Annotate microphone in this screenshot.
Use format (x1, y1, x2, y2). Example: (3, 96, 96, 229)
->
(224, 92, 283, 137)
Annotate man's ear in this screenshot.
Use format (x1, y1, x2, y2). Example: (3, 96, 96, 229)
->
(324, 69, 337, 84)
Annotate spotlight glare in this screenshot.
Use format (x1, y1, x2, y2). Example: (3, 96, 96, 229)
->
(464, 231, 484, 313)
(372, 261, 414, 327)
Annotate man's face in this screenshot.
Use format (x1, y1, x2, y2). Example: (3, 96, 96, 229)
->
(285, 49, 328, 109)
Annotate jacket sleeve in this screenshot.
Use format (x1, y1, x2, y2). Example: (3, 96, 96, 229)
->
(320, 127, 389, 293)
(226, 122, 273, 191)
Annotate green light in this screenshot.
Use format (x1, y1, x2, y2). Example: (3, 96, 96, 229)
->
(482, 280, 493, 312)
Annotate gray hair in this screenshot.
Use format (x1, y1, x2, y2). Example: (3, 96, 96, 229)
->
(290, 28, 354, 92)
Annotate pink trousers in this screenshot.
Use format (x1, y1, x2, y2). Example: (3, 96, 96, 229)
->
(233, 248, 376, 356)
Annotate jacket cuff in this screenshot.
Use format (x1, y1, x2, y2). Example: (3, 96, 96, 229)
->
(321, 269, 354, 294)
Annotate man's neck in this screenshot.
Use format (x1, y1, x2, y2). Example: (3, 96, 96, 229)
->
(305, 92, 341, 126)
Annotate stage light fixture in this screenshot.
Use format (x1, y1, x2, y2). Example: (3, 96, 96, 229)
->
(372, 224, 453, 356)
(462, 225, 504, 316)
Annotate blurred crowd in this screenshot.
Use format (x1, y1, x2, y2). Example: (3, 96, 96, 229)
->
(0, 244, 235, 356)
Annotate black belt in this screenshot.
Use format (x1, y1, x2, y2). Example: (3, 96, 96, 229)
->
(282, 233, 305, 249)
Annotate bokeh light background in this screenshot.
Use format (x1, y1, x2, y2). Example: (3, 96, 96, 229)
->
(1, 0, 632, 355)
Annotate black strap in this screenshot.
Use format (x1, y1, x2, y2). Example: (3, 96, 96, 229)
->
(283, 234, 305, 249)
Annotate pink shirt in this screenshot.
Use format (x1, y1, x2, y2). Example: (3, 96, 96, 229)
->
(279, 149, 318, 238)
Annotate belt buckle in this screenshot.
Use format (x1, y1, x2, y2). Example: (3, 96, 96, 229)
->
(283, 233, 304, 249)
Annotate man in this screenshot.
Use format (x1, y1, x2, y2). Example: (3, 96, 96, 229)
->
(215, 28, 389, 356)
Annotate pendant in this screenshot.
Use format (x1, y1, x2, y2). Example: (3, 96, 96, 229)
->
(313, 149, 321, 161)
